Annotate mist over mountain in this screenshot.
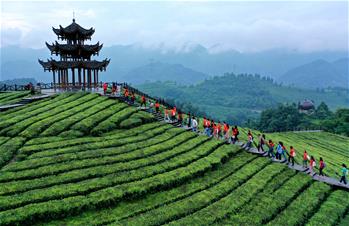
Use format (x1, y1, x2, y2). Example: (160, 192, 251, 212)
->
(1, 45, 347, 88)
(121, 62, 208, 85)
(279, 58, 349, 89)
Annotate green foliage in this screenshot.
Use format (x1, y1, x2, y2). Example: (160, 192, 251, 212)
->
(0, 92, 347, 226)
(137, 74, 349, 124)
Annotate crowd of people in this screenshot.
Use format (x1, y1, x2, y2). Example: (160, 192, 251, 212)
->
(109, 84, 348, 186)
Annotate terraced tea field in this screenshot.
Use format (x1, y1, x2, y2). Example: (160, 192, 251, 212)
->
(0, 91, 30, 106)
(0, 92, 348, 225)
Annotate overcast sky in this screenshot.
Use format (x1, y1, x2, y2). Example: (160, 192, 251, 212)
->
(1, 0, 348, 53)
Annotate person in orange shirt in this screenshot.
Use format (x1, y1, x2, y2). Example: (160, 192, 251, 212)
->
(309, 156, 316, 176)
(124, 88, 129, 101)
(103, 82, 108, 95)
(288, 146, 296, 166)
(223, 122, 229, 140)
(140, 95, 146, 108)
(155, 101, 160, 113)
(164, 108, 170, 121)
(171, 107, 176, 121)
(303, 150, 309, 168)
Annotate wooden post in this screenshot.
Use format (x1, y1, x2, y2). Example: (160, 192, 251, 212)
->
(88, 69, 92, 89)
(66, 69, 69, 87)
(96, 70, 99, 86)
(83, 69, 86, 88)
(58, 70, 61, 88)
(93, 69, 96, 87)
(53, 70, 56, 90)
(78, 68, 81, 87)
(72, 68, 75, 86)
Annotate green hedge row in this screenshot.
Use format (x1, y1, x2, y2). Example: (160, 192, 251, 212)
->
(0, 132, 201, 197)
(19, 94, 99, 138)
(0, 137, 26, 168)
(71, 102, 129, 135)
(90, 107, 138, 136)
(0, 126, 177, 180)
(40, 97, 112, 136)
(0, 93, 90, 137)
(119, 160, 277, 226)
(44, 150, 254, 226)
(0, 93, 75, 128)
(220, 172, 312, 225)
(0, 139, 235, 225)
(0, 132, 198, 210)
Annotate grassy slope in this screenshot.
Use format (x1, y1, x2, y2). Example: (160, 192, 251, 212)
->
(0, 92, 347, 225)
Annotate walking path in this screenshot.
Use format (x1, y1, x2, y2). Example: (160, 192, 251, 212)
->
(0, 93, 54, 111)
(107, 94, 349, 191)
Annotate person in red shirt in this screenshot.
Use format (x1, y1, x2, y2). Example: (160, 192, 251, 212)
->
(309, 156, 316, 176)
(177, 111, 183, 125)
(231, 126, 239, 144)
(303, 150, 309, 168)
(129, 92, 135, 104)
(124, 88, 129, 101)
(155, 101, 160, 113)
(203, 117, 207, 130)
(217, 121, 222, 139)
(171, 107, 176, 121)
(267, 140, 275, 159)
(140, 95, 146, 108)
(223, 122, 229, 140)
(319, 157, 325, 176)
(103, 82, 108, 95)
(164, 108, 170, 121)
(288, 146, 296, 166)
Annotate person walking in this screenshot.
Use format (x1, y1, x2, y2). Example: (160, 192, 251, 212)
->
(276, 142, 287, 161)
(155, 101, 160, 113)
(206, 118, 211, 136)
(177, 111, 183, 126)
(171, 106, 176, 122)
(140, 95, 146, 108)
(319, 157, 326, 176)
(303, 150, 309, 168)
(103, 82, 108, 95)
(257, 134, 266, 152)
(217, 121, 222, 139)
(339, 164, 348, 185)
(223, 122, 230, 140)
(111, 83, 116, 95)
(187, 113, 192, 128)
(231, 126, 239, 144)
(130, 92, 135, 104)
(267, 140, 275, 159)
(246, 130, 253, 149)
(192, 117, 198, 132)
(124, 87, 129, 101)
(164, 108, 170, 122)
(309, 156, 316, 176)
(288, 146, 296, 166)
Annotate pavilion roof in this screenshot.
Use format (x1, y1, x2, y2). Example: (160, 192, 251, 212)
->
(53, 19, 95, 40)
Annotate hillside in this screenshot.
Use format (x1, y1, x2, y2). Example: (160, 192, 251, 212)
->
(122, 62, 209, 85)
(279, 58, 349, 89)
(0, 91, 348, 225)
(137, 74, 349, 124)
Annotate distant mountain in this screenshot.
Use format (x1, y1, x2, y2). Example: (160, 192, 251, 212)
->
(121, 62, 209, 85)
(0, 78, 37, 85)
(279, 58, 349, 89)
(1, 45, 348, 84)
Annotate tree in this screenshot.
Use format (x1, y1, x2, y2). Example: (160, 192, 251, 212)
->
(315, 102, 332, 120)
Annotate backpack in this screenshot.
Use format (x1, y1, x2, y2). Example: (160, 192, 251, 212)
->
(323, 162, 326, 168)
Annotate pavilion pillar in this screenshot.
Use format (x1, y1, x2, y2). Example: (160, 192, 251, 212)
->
(62, 70, 65, 88)
(66, 69, 69, 87)
(52, 70, 56, 88)
(93, 69, 96, 87)
(72, 68, 75, 86)
(96, 70, 99, 86)
(78, 68, 82, 87)
(88, 69, 92, 89)
(57, 70, 61, 88)
(83, 69, 86, 88)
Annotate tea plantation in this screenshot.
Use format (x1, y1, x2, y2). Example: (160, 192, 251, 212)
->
(0, 92, 348, 225)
